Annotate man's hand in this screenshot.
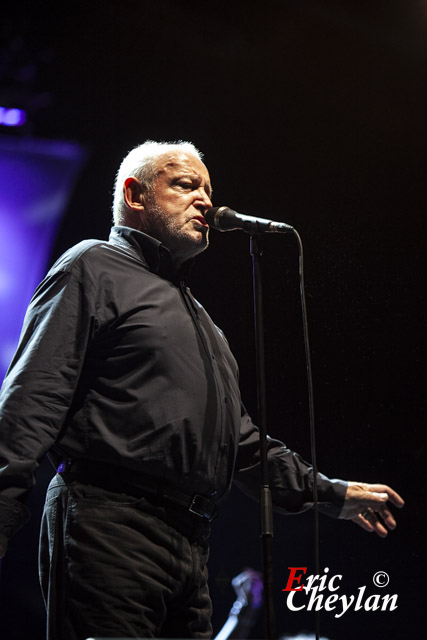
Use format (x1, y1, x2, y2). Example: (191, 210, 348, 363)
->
(339, 482, 404, 538)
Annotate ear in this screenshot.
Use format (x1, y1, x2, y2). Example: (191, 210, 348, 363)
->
(124, 177, 145, 211)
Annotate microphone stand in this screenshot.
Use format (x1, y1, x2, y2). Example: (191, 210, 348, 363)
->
(250, 234, 276, 639)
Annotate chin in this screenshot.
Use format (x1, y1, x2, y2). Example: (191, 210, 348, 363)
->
(169, 233, 209, 264)
(188, 233, 209, 258)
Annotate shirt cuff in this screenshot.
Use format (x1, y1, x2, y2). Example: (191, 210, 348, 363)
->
(317, 477, 348, 517)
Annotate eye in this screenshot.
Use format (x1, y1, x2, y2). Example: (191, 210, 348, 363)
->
(177, 179, 193, 189)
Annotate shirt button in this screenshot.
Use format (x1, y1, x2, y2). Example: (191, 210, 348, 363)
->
(224, 396, 228, 404)
(209, 489, 218, 497)
(211, 353, 215, 360)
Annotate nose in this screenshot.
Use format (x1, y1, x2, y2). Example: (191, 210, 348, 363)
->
(195, 187, 212, 211)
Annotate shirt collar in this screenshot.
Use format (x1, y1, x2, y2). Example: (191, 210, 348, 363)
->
(109, 226, 191, 283)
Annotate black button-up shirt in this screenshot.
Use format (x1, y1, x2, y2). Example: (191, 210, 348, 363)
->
(0, 226, 346, 544)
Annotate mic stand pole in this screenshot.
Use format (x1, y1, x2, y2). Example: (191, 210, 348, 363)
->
(250, 234, 276, 639)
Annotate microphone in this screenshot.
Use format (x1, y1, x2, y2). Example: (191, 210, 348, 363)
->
(205, 206, 294, 234)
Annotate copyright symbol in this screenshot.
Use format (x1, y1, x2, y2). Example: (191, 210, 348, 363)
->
(373, 571, 389, 587)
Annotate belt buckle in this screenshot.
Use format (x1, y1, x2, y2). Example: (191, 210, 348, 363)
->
(189, 494, 217, 522)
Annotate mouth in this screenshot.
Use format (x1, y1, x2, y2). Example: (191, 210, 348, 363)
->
(192, 215, 209, 228)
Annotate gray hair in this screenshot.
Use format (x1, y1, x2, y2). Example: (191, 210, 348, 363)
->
(112, 140, 203, 225)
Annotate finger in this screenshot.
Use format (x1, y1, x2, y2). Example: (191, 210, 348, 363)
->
(356, 490, 390, 508)
(352, 514, 375, 534)
(371, 519, 389, 538)
(375, 505, 397, 530)
(358, 511, 389, 538)
(363, 484, 405, 508)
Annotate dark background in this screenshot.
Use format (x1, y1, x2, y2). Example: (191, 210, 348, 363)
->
(1, 1, 425, 638)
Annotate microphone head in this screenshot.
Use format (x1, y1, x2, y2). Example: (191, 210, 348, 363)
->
(204, 207, 238, 231)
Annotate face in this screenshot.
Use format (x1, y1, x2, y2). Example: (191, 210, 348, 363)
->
(139, 152, 213, 266)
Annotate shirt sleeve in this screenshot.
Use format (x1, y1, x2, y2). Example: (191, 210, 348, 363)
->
(234, 408, 347, 517)
(0, 261, 96, 542)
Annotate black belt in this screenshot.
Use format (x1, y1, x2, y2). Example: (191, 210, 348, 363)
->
(57, 459, 218, 523)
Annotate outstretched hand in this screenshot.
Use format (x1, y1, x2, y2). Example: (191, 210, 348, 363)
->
(339, 482, 404, 538)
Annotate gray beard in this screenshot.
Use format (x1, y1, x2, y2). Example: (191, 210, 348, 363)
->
(142, 201, 209, 264)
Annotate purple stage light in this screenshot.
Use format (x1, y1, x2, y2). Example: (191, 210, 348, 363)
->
(0, 107, 27, 127)
(0, 135, 87, 381)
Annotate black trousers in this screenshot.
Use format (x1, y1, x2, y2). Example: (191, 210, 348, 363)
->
(39, 474, 212, 639)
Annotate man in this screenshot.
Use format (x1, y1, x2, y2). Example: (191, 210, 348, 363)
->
(0, 141, 403, 639)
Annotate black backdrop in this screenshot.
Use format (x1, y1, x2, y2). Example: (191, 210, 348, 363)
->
(0, 2, 425, 638)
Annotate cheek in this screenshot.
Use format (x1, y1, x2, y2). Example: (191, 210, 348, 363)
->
(156, 194, 186, 213)
(163, 199, 190, 221)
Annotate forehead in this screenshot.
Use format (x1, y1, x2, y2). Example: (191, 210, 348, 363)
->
(155, 152, 211, 183)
